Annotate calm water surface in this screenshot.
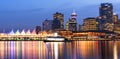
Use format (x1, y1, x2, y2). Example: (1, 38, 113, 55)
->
(0, 40, 120, 59)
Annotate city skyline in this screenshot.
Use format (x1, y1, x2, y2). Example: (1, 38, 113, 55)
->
(0, 0, 120, 32)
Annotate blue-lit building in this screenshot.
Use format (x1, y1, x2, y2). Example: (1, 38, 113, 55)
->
(43, 19, 53, 31)
(53, 12, 64, 29)
(99, 3, 114, 31)
(99, 3, 113, 23)
(35, 26, 41, 34)
(52, 19, 61, 30)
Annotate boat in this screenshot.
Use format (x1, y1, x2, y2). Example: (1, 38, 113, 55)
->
(44, 36, 70, 42)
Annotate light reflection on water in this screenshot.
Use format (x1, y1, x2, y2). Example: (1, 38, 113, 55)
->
(0, 40, 119, 59)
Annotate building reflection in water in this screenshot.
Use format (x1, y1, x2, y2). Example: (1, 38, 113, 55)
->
(46, 42, 64, 59)
(113, 41, 118, 59)
(0, 40, 120, 59)
(72, 41, 100, 59)
(100, 41, 114, 59)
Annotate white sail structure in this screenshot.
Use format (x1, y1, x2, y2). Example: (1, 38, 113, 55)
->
(15, 29, 20, 35)
(31, 29, 36, 35)
(26, 29, 31, 35)
(21, 29, 26, 35)
(9, 29, 15, 35)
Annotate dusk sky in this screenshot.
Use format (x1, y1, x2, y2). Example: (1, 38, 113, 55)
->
(0, 0, 120, 32)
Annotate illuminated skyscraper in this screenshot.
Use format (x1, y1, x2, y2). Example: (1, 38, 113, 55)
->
(53, 12, 64, 29)
(99, 3, 114, 31)
(99, 3, 113, 23)
(43, 19, 53, 31)
(66, 11, 77, 31)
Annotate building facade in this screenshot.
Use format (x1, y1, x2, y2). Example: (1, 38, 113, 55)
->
(53, 12, 64, 29)
(43, 19, 53, 31)
(52, 19, 61, 30)
(83, 17, 99, 31)
(35, 26, 41, 34)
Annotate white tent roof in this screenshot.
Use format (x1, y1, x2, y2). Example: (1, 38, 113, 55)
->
(9, 30, 15, 35)
(21, 29, 26, 35)
(26, 29, 31, 35)
(15, 29, 20, 35)
(31, 29, 36, 35)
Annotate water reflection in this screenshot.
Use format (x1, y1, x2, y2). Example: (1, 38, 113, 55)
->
(0, 41, 120, 59)
(113, 41, 118, 59)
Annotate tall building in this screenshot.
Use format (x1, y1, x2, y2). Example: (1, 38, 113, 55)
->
(53, 12, 64, 29)
(114, 20, 120, 33)
(52, 19, 61, 30)
(113, 13, 118, 23)
(99, 3, 113, 23)
(83, 17, 99, 31)
(113, 13, 120, 33)
(35, 26, 41, 34)
(113, 13, 118, 31)
(66, 20, 69, 31)
(43, 19, 53, 31)
(66, 11, 77, 31)
(99, 3, 115, 31)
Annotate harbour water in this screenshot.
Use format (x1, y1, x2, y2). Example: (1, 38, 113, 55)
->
(0, 40, 119, 59)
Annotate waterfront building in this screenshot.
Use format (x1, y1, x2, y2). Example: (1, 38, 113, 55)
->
(83, 17, 99, 31)
(43, 19, 53, 31)
(52, 19, 61, 30)
(53, 12, 64, 29)
(35, 26, 41, 34)
(66, 11, 77, 31)
(57, 30, 73, 39)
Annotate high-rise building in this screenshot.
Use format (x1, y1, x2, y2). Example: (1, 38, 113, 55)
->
(99, 3, 115, 31)
(66, 11, 77, 31)
(35, 26, 41, 34)
(53, 12, 64, 29)
(113, 13, 118, 31)
(66, 20, 69, 31)
(43, 19, 53, 31)
(99, 3, 113, 23)
(113, 13, 120, 33)
(52, 19, 61, 30)
(113, 13, 118, 23)
(83, 17, 99, 31)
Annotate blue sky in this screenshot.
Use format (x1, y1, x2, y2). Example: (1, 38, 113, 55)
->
(0, 0, 120, 32)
